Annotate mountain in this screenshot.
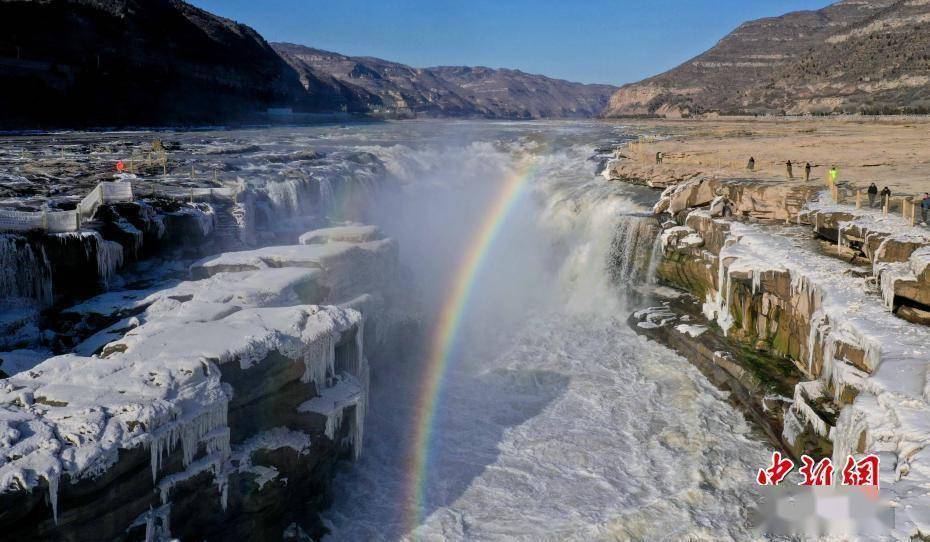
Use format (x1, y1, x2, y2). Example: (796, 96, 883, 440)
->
(0, 0, 335, 128)
(0, 0, 615, 128)
(273, 43, 618, 119)
(603, 0, 930, 117)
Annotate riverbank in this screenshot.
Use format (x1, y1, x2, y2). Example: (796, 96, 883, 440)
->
(607, 117, 930, 200)
(607, 119, 930, 538)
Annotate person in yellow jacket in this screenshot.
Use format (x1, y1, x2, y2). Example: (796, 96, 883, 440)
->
(829, 165, 838, 183)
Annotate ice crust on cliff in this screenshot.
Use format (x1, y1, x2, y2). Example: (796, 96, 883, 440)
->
(674, 208, 930, 537)
(298, 373, 366, 459)
(0, 233, 382, 523)
(298, 224, 383, 245)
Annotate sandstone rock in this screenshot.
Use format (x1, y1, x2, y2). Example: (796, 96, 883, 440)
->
(656, 206, 930, 535)
(654, 178, 817, 222)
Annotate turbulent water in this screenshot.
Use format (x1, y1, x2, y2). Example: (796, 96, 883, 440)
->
(311, 122, 769, 541)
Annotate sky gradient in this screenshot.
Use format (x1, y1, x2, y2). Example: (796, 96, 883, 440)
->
(189, 0, 834, 85)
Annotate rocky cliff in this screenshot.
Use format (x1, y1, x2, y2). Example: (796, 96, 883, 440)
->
(0, 0, 325, 128)
(604, 0, 930, 117)
(0, 227, 400, 540)
(273, 43, 618, 119)
(610, 162, 930, 537)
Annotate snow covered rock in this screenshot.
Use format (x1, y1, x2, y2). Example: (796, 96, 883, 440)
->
(0, 300, 366, 539)
(190, 237, 398, 307)
(298, 224, 383, 245)
(658, 206, 930, 539)
(653, 178, 817, 221)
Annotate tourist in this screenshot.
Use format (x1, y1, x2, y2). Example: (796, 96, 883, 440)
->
(881, 186, 892, 208)
(922, 192, 930, 223)
(867, 182, 878, 207)
(656, 151, 663, 165)
(829, 165, 838, 184)
(804, 162, 812, 182)
(786, 160, 793, 179)
(747, 156, 755, 171)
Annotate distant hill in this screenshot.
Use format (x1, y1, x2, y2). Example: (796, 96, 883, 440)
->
(0, 0, 320, 128)
(273, 43, 618, 119)
(603, 0, 930, 117)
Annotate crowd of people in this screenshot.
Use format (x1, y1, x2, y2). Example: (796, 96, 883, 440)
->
(747, 156, 929, 224)
(650, 151, 928, 225)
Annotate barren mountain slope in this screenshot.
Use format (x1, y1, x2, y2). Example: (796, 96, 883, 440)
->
(604, 0, 930, 117)
(0, 0, 328, 127)
(274, 43, 618, 119)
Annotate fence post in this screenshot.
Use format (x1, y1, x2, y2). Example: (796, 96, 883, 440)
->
(855, 189, 862, 209)
(883, 195, 890, 215)
(190, 188, 194, 204)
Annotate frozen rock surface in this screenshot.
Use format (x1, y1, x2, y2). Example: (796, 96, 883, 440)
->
(298, 224, 383, 245)
(0, 227, 396, 539)
(191, 238, 398, 307)
(659, 204, 930, 539)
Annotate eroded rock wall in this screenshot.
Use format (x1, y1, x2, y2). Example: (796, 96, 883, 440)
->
(0, 225, 400, 541)
(656, 203, 930, 538)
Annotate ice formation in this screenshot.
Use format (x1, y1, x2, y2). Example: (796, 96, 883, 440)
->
(298, 224, 383, 245)
(0, 234, 52, 306)
(677, 207, 930, 537)
(52, 231, 125, 290)
(0, 238, 374, 525)
(298, 374, 366, 459)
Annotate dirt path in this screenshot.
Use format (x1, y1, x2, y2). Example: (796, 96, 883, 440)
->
(611, 117, 930, 199)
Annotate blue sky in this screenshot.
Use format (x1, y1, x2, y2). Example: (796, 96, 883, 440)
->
(189, 0, 833, 85)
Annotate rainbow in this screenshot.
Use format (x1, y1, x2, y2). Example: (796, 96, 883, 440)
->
(403, 157, 539, 533)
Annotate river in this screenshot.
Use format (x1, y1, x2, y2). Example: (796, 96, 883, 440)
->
(312, 121, 768, 540)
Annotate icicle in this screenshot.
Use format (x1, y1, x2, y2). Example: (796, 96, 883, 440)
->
(354, 319, 365, 376)
(646, 232, 664, 285)
(145, 508, 155, 542)
(782, 408, 803, 446)
(319, 178, 335, 216)
(216, 470, 229, 512)
(149, 398, 229, 481)
(352, 385, 367, 459)
(0, 234, 53, 305)
(48, 468, 60, 525)
(300, 332, 335, 388)
(129, 503, 172, 542)
(806, 309, 826, 372)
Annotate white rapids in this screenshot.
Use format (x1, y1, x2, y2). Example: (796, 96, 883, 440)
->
(321, 122, 769, 541)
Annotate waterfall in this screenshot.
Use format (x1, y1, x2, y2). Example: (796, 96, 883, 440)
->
(607, 215, 662, 286)
(319, 177, 335, 216)
(0, 234, 53, 306)
(645, 233, 664, 285)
